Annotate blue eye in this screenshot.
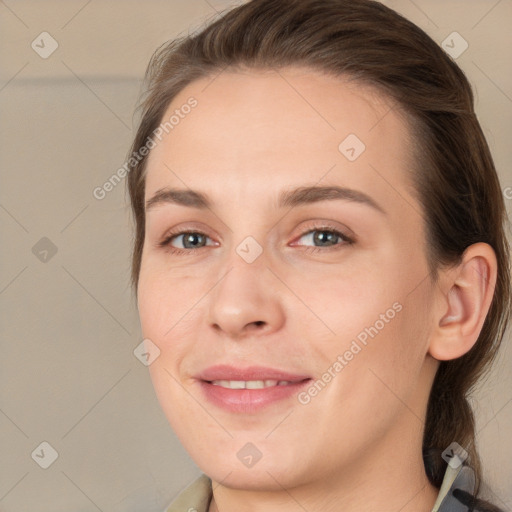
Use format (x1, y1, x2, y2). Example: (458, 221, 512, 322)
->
(158, 226, 353, 255)
(296, 228, 350, 248)
(159, 230, 213, 252)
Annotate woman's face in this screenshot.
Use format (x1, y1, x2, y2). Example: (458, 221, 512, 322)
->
(138, 68, 439, 489)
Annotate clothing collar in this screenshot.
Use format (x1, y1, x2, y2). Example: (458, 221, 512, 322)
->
(435, 463, 477, 512)
(165, 464, 477, 512)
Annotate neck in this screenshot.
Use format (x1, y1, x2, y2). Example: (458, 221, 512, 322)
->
(208, 411, 439, 512)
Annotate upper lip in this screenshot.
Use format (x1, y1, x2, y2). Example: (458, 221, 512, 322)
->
(197, 365, 311, 382)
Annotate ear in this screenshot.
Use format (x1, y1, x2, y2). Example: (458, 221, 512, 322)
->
(428, 243, 498, 361)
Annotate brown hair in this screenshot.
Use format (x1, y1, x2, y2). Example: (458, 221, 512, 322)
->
(126, 0, 511, 504)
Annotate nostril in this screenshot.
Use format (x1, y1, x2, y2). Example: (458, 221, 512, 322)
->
(248, 321, 266, 330)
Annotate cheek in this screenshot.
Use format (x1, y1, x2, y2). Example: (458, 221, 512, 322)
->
(310, 257, 433, 406)
(137, 252, 195, 338)
(342, 279, 434, 416)
(298, 265, 401, 346)
(137, 275, 167, 341)
(137, 264, 204, 419)
(137, 258, 209, 388)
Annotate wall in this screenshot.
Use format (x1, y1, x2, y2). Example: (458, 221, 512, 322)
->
(0, 1, 510, 510)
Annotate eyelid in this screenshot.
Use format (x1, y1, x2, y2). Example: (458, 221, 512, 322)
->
(289, 220, 355, 246)
(157, 228, 215, 250)
(157, 221, 355, 254)
(157, 220, 219, 244)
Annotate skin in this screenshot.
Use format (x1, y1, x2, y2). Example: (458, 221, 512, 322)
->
(137, 67, 497, 512)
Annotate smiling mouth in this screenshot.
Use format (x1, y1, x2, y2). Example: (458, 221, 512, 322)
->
(195, 364, 312, 412)
(199, 377, 312, 413)
(209, 379, 299, 389)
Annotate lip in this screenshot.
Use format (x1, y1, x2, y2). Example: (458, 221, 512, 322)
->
(197, 364, 311, 382)
(196, 365, 312, 414)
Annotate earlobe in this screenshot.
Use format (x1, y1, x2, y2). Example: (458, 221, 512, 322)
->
(428, 243, 497, 361)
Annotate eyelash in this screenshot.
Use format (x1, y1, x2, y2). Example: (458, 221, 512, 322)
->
(157, 224, 354, 256)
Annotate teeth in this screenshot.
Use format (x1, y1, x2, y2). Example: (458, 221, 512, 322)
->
(210, 380, 292, 389)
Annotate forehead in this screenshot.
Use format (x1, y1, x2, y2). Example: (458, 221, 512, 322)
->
(144, 67, 416, 209)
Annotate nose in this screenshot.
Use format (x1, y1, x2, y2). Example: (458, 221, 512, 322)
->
(206, 254, 286, 340)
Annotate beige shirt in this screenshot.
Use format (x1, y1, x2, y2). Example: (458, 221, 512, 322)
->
(165, 463, 474, 512)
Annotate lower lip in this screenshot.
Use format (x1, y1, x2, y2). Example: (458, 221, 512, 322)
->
(198, 380, 311, 413)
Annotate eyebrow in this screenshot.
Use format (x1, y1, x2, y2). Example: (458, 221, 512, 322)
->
(145, 185, 386, 215)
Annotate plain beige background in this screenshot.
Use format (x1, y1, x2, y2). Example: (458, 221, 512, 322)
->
(0, 1, 511, 511)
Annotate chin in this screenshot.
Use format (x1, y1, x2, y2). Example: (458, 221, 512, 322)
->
(204, 465, 302, 491)
(193, 450, 314, 491)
